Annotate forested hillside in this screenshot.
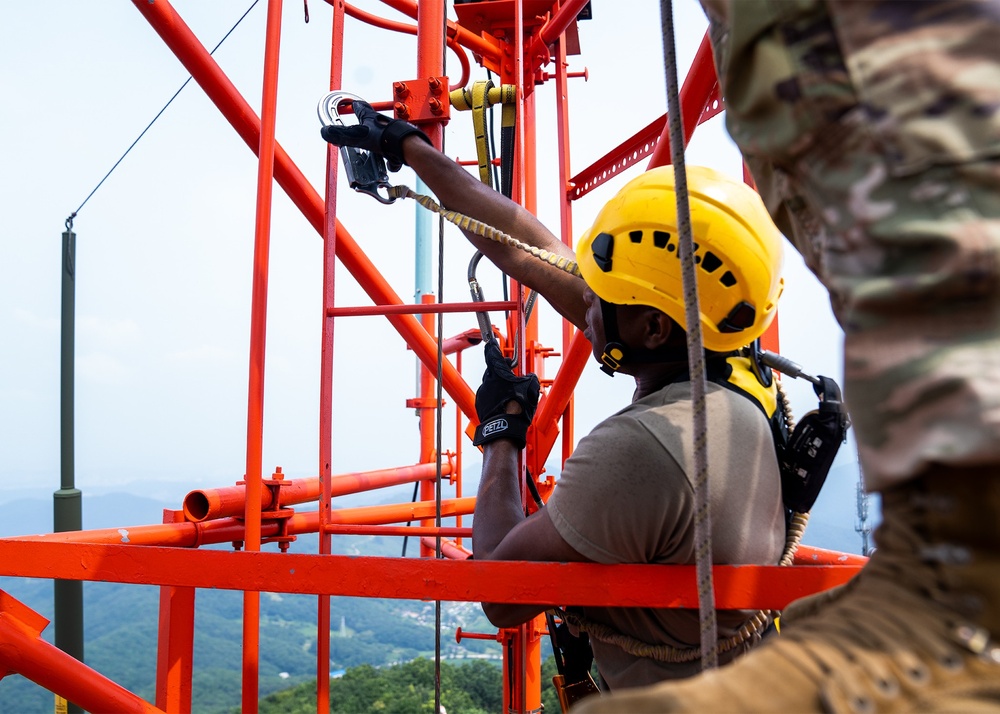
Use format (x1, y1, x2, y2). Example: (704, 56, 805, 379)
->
(252, 656, 568, 714)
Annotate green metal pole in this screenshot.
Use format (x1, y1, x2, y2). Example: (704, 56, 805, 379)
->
(55, 220, 84, 714)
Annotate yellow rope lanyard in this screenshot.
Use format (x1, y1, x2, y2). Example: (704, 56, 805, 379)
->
(387, 185, 582, 278)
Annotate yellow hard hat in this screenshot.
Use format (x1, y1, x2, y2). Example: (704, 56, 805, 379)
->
(576, 165, 784, 353)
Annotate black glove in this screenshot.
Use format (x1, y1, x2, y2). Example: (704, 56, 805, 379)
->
(473, 340, 540, 449)
(319, 99, 430, 172)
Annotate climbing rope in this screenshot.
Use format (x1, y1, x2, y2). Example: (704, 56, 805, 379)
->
(659, 0, 718, 669)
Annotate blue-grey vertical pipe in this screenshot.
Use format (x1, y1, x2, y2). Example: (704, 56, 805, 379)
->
(414, 175, 434, 398)
(414, 175, 434, 300)
(55, 222, 85, 709)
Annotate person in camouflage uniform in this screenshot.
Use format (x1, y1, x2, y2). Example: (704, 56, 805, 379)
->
(577, 0, 1000, 711)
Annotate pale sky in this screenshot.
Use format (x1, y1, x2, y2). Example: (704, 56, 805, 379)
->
(0, 1, 850, 507)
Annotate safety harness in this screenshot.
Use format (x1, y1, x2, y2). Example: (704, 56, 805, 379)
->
(547, 347, 848, 706)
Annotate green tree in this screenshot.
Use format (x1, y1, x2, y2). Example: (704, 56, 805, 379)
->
(257, 659, 502, 714)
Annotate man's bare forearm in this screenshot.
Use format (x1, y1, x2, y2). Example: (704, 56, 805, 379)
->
(472, 440, 548, 626)
(472, 439, 525, 561)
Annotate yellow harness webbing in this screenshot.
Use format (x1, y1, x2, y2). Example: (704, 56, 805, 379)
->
(449, 81, 518, 191)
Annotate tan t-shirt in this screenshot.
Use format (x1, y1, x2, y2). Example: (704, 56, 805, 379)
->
(545, 380, 784, 690)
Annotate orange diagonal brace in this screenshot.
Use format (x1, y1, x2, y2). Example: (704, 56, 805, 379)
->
(528, 329, 591, 472)
(130, 0, 478, 422)
(647, 32, 718, 169)
(0, 591, 165, 713)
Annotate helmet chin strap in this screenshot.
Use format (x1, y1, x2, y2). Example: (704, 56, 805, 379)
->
(599, 299, 628, 376)
(598, 298, 703, 377)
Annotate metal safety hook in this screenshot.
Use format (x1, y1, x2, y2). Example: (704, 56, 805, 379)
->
(317, 91, 397, 204)
(468, 251, 537, 368)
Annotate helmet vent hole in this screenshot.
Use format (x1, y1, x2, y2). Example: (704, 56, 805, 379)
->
(629, 230, 643, 244)
(720, 271, 737, 287)
(701, 251, 723, 273)
(653, 230, 670, 248)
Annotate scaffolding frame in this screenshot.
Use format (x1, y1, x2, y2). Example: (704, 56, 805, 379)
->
(0, 2, 865, 712)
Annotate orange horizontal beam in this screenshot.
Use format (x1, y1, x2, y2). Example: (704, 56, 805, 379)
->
(0, 541, 861, 611)
(327, 300, 516, 317)
(323, 525, 472, 537)
(183, 461, 452, 522)
(794, 544, 868, 566)
(6, 498, 475, 547)
(420, 537, 472, 561)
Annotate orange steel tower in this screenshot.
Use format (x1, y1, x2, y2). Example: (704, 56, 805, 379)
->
(0, 2, 865, 713)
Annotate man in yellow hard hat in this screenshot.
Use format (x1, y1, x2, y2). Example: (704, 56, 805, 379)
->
(322, 107, 788, 689)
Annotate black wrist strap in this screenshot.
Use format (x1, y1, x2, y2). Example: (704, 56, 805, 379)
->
(380, 121, 431, 165)
(473, 412, 531, 449)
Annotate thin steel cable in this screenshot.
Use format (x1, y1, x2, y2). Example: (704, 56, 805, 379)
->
(660, 0, 718, 670)
(67, 0, 260, 222)
(434, 18, 448, 714)
(433, 198, 445, 714)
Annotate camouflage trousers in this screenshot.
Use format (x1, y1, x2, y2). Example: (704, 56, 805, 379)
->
(700, 0, 1000, 491)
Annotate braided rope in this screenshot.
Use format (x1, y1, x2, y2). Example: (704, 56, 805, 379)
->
(388, 185, 583, 277)
(555, 607, 772, 665)
(658, 0, 718, 669)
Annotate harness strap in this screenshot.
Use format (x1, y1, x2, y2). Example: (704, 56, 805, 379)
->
(498, 84, 517, 198)
(471, 80, 494, 187)
(449, 82, 518, 194)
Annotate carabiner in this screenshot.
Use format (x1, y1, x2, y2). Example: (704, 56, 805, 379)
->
(468, 251, 538, 368)
(317, 91, 397, 204)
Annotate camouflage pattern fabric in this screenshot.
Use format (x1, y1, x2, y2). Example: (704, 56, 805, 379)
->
(699, 0, 1000, 491)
